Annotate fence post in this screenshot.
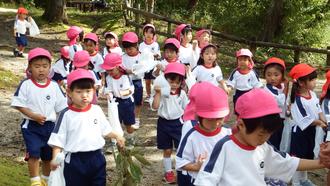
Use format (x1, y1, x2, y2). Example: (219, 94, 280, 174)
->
(327, 46, 330, 66)
(294, 50, 300, 63)
(167, 22, 171, 35)
(249, 37, 257, 54)
(135, 3, 141, 35)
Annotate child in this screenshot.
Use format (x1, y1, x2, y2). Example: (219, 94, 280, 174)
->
(84, 33, 104, 76)
(11, 48, 67, 186)
(103, 31, 123, 57)
(175, 24, 196, 68)
(66, 26, 84, 61)
(151, 63, 189, 184)
(192, 29, 211, 64)
(48, 68, 125, 186)
(288, 63, 327, 185)
(153, 38, 181, 77)
(194, 88, 325, 186)
(13, 7, 32, 57)
(139, 23, 161, 102)
(227, 48, 263, 108)
(50, 46, 71, 87)
(101, 53, 136, 147)
(263, 57, 287, 150)
(176, 82, 231, 186)
(122, 31, 143, 129)
(192, 44, 227, 89)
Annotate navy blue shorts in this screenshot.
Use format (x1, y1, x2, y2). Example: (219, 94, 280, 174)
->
(21, 119, 54, 161)
(64, 150, 106, 186)
(144, 70, 155, 80)
(117, 97, 135, 125)
(177, 171, 194, 186)
(133, 79, 143, 106)
(157, 117, 183, 150)
(233, 89, 250, 114)
(15, 33, 28, 47)
(290, 125, 316, 159)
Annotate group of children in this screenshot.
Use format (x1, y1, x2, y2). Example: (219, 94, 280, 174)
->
(10, 7, 330, 186)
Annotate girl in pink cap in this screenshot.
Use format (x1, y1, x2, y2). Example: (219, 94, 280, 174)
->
(175, 24, 195, 68)
(195, 88, 326, 186)
(83, 33, 104, 80)
(227, 48, 263, 112)
(66, 26, 84, 61)
(192, 44, 227, 90)
(139, 23, 161, 102)
(288, 63, 327, 186)
(176, 82, 231, 186)
(151, 63, 189, 184)
(102, 31, 123, 58)
(49, 46, 72, 87)
(11, 48, 67, 186)
(192, 29, 211, 67)
(101, 53, 136, 147)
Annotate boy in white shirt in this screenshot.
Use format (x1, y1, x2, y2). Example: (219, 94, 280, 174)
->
(13, 7, 32, 57)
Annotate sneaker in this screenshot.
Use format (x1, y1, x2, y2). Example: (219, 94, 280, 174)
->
(13, 48, 18, 57)
(41, 179, 48, 186)
(163, 170, 176, 184)
(132, 118, 140, 129)
(31, 180, 41, 186)
(18, 52, 24, 58)
(300, 179, 315, 186)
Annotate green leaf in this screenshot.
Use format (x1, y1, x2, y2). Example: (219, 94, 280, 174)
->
(133, 153, 151, 166)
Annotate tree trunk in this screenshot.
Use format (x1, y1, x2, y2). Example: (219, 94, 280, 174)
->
(42, 0, 68, 24)
(186, 0, 198, 10)
(259, 0, 284, 42)
(145, 0, 155, 23)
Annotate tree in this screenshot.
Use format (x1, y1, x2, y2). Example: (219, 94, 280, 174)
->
(42, 0, 68, 24)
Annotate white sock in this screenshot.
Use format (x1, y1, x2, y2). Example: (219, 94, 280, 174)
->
(41, 175, 49, 180)
(292, 171, 307, 185)
(30, 176, 40, 182)
(163, 157, 172, 173)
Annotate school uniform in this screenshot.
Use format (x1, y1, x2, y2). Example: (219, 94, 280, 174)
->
(176, 124, 231, 185)
(50, 58, 71, 83)
(90, 52, 104, 77)
(152, 59, 180, 77)
(122, 53, 144, 105)
(192, 65, 223, 86)
(14, 19, 31, 46)
(48, 104, 112, 186)
(264, 83, 286, 150)
(11, 78, 67, 160)
(105, 74, 135, 125)
(290, 91, 324, 159)
(227, 69, 263, 108)
(69, 44, 83, 61)
(150, 89, 188, 149)
(139, 41, 161, 80)
(194, 135, 299, 186)
(179, 44, 195, 67)
(102, 46, 123, 58)
(322, 98, 330, 142)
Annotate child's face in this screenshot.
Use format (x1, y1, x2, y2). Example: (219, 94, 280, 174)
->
(18, 13, 27, 20)
(300, 78, 317, 91)
(84, 40, 96, 54)
(124, 46, 138, 56)
(68, 88, 94, 109)
(105, 38, 116, 48)
(28, 58, 51, 82)
(201, 118, 224, 131)
(166, 76, 182, 91)
(164, 48, 177, 61)
(144, 28, 154, 42)
(199, 32, 210, 44)
(237, 56, 250, 69)
(182, 32, 192, 43)
(107, 67, 121, 77)
(265, 66, 283, 87)
(238, 121, 272, 147)
(202, 47, 216, 67)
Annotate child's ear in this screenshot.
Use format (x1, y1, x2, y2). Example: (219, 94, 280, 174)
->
(66, 89, 72, 98)
(236, 119, 244, 131)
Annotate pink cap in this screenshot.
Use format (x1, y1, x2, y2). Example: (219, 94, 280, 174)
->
(101, 53, 122, 70)
(183, 82, 229, 120)
(174, 24, 189, 41)
(264, 57, 286, 69)
(122, 32, 138, 43)
(164, 63, 185, 77)
(236, 48, 254, 69)
(73, 50, 90, 68)
(67, 68, 95, 88)
(67, 26, 83, 45)
(28, 48, 52, 62)
(60, 46, 70, 59)
(84, 33, 98, 43)
(195, 29, 210, 39)
(200, 44, 217, 54)
(143, 23, 156, 32)
(235, 88, 281, 119)
(164, 38, 180, 50)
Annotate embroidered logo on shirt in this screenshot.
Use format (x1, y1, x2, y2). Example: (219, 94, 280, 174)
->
(152, 47, 155, 51)
(259, 161, 264, 169)
(94, 119, 98, 124)
(135, 60, 138, 64)
(211, 74, 214, 78)
(120, 84, 123, 88)
(46, 95, 51, 100)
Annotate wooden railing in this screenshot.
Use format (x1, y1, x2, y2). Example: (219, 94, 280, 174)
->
(122, 0, 330, 66)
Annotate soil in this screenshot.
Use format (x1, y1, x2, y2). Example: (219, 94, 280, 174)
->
(0, 8, 327, 186)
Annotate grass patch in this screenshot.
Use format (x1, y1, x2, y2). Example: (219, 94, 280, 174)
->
(0, 67, 21, 89)
(0, 157, 29, 186)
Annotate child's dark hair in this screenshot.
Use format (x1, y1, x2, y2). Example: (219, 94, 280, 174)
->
(197, 45, 217, 67)
(29, 56, 51, 64)
(78, 31, 84, 42)
(69, 78, 94, 91)
(321, 89, 330, 104)
(290, 71, 317, 104)
(264, 63, 285, 81)
(242, 114, 283, 134)
(143, 25, 155, 36)
(84, 38, 97, 46)
(164, 73, 185, 96)
(164, 43, 179, 53)
(181, 25, 192, 36)
(105, 34, 115, 40)
(122, 41, 138, 49)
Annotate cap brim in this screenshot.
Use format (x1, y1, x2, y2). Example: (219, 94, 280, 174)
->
(239, 107, 282, 119)
(196, 109, 229, 119)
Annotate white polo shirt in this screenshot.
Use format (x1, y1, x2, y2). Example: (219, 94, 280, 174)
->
(264, 83, 286, 118)
(192, 65, 223, 86)
(122, 53, 144, 80)
(105, 74, 134, 99)
(103, 46, 123, 58)
(139, 41, 161, 56)
(90, 52, 104, 73)
(227, 69, 263, 91)
(14, 19, 31, 35)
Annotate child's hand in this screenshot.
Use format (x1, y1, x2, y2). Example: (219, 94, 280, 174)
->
(154, 54, 161, 60)
(315, 120, 327, 128)
(28, 16, 32, 22)
(32, 113, 46, 125)
(156, 64, 162, 70)
(192, 40, 198, 50)
(126, 69, 133, 74)
(195, 153, 207, 170)
(116, 136, 125, 148)
(50, 160, 59, 171)
(154, 85, 161, 94)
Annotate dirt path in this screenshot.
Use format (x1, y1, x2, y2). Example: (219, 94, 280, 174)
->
(0, 8, 327, 186)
